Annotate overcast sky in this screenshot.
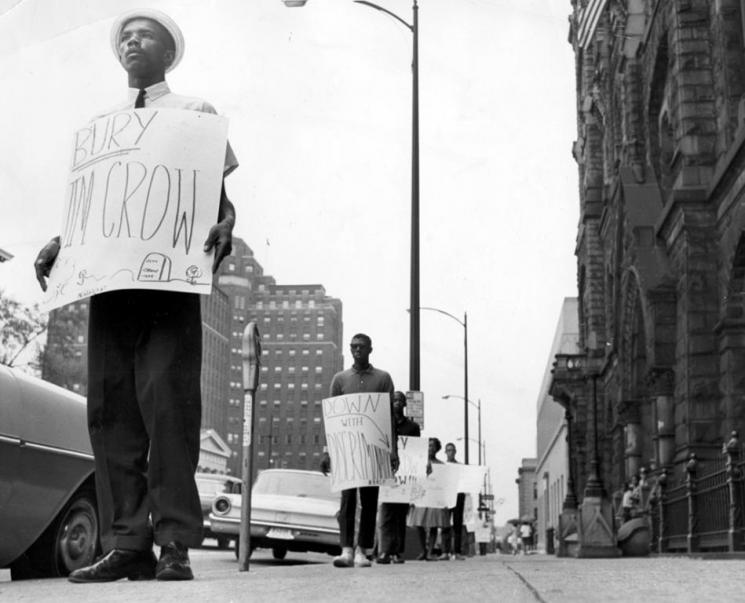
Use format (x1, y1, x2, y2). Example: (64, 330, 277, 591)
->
(0, 0, 578, 523)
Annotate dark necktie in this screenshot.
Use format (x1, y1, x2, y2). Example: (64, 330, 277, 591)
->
(135, 88, 146, 109)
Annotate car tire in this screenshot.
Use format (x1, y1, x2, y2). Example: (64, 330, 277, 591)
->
(10, 486, 99, 579)
(216, 536, 231, 549)
(272, 546, 287, 560)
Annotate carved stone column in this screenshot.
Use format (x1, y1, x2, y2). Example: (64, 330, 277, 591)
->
(648, 368, 675, 468)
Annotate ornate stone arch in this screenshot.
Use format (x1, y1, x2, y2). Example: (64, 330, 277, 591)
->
(617, 267, 652, 479)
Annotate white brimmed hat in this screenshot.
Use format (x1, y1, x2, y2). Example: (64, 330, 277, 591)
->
(110, 8, 185, 73)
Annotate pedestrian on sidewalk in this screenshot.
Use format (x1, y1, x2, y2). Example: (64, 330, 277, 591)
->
(440, 442, 466, 561)
(34, 8, 238, 584)
(408, 438, 450, 561)
(519, 522, 533, 555)
(377, 391, 421, 565)
(324, 334, 396, 568)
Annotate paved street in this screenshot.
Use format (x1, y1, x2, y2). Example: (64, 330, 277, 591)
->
(3, 547, 745, 602)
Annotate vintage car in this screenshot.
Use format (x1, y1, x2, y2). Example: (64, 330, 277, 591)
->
(209, 468, 341, 560)
(0, 365, 99, 580)
(195, 471, 242, 548)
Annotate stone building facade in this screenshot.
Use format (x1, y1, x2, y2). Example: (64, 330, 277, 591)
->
(550, 0, 745, 549)
(515, 457, 538, 522)
(535, 298, 579, 551)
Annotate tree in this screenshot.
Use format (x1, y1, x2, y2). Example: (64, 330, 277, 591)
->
(41, 302, 89, 393)
(0, 289, 48, 373)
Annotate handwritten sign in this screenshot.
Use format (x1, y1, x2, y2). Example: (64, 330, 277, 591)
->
(415, 462, 460, 508)
(43, 108, 228, 310)
(322, 392, 393, 492)
(456, 464, 489, 495)
(379, 435, 428, 503)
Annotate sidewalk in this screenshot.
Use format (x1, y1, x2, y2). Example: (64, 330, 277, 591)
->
(0, 551, 528, 603)
(4, 551, 745, 602)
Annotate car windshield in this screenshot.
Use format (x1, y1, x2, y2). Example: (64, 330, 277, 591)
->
(195, 475, 242, 495)
(254, 471, 337, 502)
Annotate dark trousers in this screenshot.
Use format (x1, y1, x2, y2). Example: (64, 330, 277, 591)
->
(87, 290, 203, 552)
(339, 486, 378, 549)
(442, 492, 466, 554)
(378, 502, 409, 555)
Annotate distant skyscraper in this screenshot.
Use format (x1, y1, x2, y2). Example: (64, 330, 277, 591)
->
(214, 237, 344, 477)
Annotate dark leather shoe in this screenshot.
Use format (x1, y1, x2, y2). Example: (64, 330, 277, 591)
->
(156, 542, 193, 581)
(68, 549, 156, 583)
(376, 553, 392, 564)
(392, 554, 405, 564)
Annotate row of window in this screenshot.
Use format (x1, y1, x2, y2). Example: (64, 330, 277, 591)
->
(261, 316, 325, 324)
(261, 333, 325, 341)
(257, 451, 322, 457)
(258, 383, 324, 391)
(261, 366, 324, 374)
(225, 433, 323, 445)
(263, 349, 324, 357)
(255, 300, 318, 309)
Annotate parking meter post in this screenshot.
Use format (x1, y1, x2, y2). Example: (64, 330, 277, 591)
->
(239, 322, 261, 572)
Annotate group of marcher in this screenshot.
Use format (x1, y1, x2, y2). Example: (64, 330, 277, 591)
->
(322, 333, 469, 568)
(31, 8, 472, 583)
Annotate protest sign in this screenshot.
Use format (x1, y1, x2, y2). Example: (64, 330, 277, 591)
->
(456, 464, 489, 495)
(378, 435, 428, 504)
(43, 108, 228, 310)
(322, 392, 394, 492)
(415, 462, 460, 508)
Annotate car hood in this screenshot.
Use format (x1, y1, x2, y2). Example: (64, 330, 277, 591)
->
(0, 364, 90, 455)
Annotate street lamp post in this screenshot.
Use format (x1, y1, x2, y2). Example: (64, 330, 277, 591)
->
(420, 306, 468, 462)
(447, 394, 480, 465)
(354, 0, 420, 391)
(285, 0, 421, 391)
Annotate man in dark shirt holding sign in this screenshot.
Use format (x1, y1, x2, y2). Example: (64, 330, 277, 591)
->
(325, 333, 395, 568)
(34, 9, 236, 583)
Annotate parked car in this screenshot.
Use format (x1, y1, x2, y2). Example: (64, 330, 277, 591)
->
(209, 468, 341, 560)
(195, 471, 242, 548)
(0, 365, 99, 580)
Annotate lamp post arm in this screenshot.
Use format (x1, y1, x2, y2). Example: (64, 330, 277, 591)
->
(419, 306, 465, 327)
(353, 0, 413, 31)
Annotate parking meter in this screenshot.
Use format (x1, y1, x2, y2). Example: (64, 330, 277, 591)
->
(239, 321, 260, 571)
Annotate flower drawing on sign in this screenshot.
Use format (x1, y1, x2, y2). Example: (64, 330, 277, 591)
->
(185, 265, 202, 285)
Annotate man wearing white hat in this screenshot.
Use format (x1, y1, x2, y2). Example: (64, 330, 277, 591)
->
(35, 8, 238, 583)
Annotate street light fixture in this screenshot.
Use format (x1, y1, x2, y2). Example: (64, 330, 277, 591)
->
(446, 395, 481, 465)
(285, 0, 422, 391)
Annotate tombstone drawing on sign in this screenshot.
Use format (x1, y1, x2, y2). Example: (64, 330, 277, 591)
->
(138, 253, 172, 281)
(321, 392, 394, 492)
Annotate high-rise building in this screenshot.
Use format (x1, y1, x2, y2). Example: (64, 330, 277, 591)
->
(251, 282, 343, 474)
(206, 236, 344, 477)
